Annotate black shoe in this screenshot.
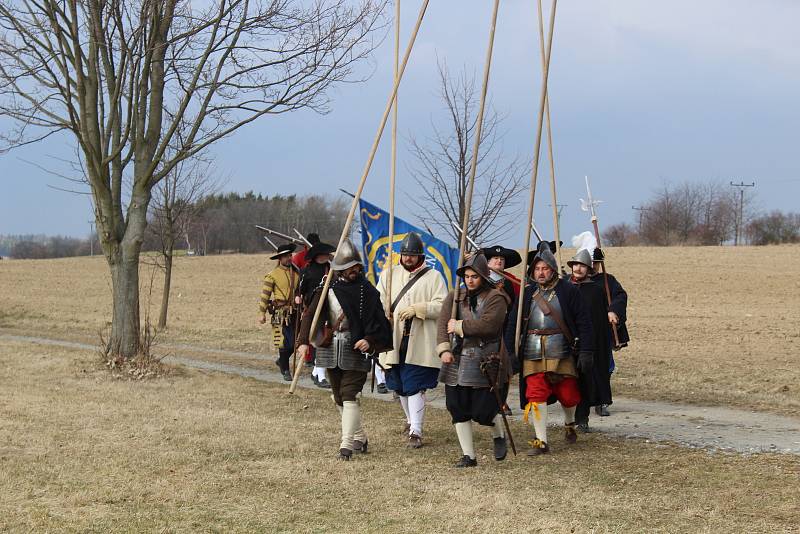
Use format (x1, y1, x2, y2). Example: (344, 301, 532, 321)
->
(493, 436, 508, 461)
(316, 379, 331, 389)
(595, 404, 611, 417)
(282, 370, 292, 382)
(338, 448, 352, 461)
(577, 420, 592, 433)
(376, 383, 389, 394)
(526, 439, 549, 456)
(502, 405, 513, 417)
(455, 455, 477, 468)
(353, 439, 368, 454)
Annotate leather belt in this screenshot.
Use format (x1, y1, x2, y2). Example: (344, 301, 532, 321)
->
(527, 328, 561, 335)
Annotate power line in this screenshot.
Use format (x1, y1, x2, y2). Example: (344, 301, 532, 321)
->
(631, 205, 651, 235)
(730, 181, 755, 246)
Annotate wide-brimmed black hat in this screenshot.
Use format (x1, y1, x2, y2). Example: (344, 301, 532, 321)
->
(270, 243, 297, 260)
(481, 245, 522, 269)
(306, 242, 336, 261)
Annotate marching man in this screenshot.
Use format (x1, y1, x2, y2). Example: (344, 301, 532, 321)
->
(258, 243, 300, 381)
(437, 253, 511, 467)
(505, 242, 594, 455)
(378, 232, 447, 449)
(296, 239, 392, 460)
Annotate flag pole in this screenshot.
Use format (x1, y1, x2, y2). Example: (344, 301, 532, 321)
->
(289, 0, 430, 394)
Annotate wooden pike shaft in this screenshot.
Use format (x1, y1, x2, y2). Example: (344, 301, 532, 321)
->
(592, 216, 622, 348)
(289, 0, 430, 394)
(451, 0, 501, 322)
(515, 0, 558, 356)
(537, 0, 563, 269)
(386, 0, 400, 317)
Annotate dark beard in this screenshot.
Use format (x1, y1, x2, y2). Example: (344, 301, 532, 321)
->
(402, 257, 424, 272)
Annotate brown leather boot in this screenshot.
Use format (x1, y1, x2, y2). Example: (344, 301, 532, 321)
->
(565, 423, 578, 444)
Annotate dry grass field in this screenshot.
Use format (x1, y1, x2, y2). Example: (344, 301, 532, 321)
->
(1, 245, 798, 414)
(1, 339, 798, 532)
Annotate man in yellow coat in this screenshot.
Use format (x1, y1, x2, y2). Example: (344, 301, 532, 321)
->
(258, 243, 299, 381)
(378, 232, 447, 449)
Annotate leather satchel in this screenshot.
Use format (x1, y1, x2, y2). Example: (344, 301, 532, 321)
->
(318, 311, 345, 348)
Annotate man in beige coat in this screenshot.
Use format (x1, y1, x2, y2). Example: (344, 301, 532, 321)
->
(378, 232, 447, 449)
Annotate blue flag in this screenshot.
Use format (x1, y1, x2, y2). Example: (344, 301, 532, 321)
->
(359, 198, 460, 289)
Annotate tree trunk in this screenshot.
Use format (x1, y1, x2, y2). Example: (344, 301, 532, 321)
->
(108, 247, 141, 357)
(158, 249, 173, 329)
(102, 190, 150, 358)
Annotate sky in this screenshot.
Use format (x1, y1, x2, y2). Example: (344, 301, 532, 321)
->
(1, 0, 799, 245)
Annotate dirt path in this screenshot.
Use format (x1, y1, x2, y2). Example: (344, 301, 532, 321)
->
(4, 333, 799, 455)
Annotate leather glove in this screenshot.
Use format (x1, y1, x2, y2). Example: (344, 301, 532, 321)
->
(397, 305, 417, 321)
(577, 351, 594, 374)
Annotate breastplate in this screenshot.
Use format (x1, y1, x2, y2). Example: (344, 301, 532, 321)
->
(523, 289, 569, 360)
(438, 292, 496, 387)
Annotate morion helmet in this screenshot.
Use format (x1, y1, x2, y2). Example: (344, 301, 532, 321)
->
(400, 232, 425, 256)
(456, 252, 493, 285)
(331, 238, 363, 271)
(530, 241, 559, 273)
(567, 249, 593, 270)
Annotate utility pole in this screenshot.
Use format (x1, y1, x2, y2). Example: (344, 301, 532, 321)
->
(547, 203, 567, 235)
(88, 220, 95, 256)
(631, 205, 651, 235)
(729, 181, 755, 246)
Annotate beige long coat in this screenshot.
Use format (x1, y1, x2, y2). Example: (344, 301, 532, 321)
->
(377, 264, 447, 369)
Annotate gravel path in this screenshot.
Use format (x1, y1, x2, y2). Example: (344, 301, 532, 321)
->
(4, 333, 799, 455)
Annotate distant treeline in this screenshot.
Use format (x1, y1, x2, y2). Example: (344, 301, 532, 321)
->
(605, 180, 799, 246)
(148, 191, 350, 255)
(0, 234, 98, 259)
(5, 192, 350, 260)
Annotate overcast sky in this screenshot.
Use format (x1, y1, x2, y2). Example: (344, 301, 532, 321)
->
(1, 0, 798, 245)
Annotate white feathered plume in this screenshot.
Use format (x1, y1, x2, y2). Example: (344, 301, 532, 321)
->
(571, 231, 597, 252)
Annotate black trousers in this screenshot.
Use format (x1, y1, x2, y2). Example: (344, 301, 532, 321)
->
(277, 323, 295, 373)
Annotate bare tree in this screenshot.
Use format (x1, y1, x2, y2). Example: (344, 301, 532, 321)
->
(0, 0, 386, 357)
(406, 61, 528, 246)
(148, 155, 222, 329)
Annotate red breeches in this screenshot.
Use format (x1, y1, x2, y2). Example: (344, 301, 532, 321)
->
(525, 373, 581, 407)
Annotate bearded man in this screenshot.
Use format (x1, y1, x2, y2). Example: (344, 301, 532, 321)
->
(296, 239, 392, 461)
(378, 232, 447, 449)
(437, 253, 511, 467)
(504, 242, 593, 455)
(567, 249, 611, 432)
(259, 243, 299, 381)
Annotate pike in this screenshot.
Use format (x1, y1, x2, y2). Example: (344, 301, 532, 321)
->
(292, 228, 312, 246)
(262, 235, 279, 252)
(450, 220, 480, 250)
(580, 176, 622, 348)
(254, 225, 305, 246)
